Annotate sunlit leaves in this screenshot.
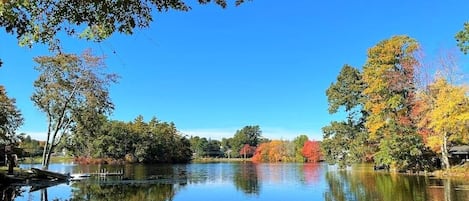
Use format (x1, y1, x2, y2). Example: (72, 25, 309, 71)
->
(428, 78, 469, 149)
(0, 0, 251, 46)
(363, 35, 419, 139)
(252, 140, 293, 162)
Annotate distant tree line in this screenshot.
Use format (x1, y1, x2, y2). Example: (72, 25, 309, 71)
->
(64, 115, 192, 163)
(189, 126, 322, 163)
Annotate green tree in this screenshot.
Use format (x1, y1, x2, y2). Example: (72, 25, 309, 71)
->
(292, 135, 308, 162)
(322, 65, 367, 168)
(66, 111, 108, 157)
(456, 22, 469, 54)
(231, 125, 262, 158)
(31, 50, 117, 169)
(0, 85, 23, 144)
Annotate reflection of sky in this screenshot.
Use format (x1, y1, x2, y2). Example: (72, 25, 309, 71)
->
(12, 163, 328, 201)
(14, 184, 72, 201)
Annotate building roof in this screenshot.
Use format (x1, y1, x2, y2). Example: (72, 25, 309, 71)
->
(449, 145, 469, 155)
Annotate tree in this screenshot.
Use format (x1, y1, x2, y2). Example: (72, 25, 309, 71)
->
(427, 78, 469, 169)
(0, 85, 23, 143)
(0, 0, 250, 47)
(302, 140, 321, 163)
(239, 144, 255, 159)
(322, 121, 367, 168)
(292, 135, 309, 162)
(362, 35, 426, 170)
(322, 65, 368, 168)
(31, 50, 117, 169)
(231, 125, 262, 158)
(456, 22, 469, 54)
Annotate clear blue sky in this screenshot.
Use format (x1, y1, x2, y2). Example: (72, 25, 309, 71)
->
(0, 0, 468, 141)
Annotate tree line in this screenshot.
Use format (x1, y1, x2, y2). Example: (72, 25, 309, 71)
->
(322, 35, 469, 172)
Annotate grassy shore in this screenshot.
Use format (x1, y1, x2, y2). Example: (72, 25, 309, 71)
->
(433, 162, 469, 178)
(192, 157, 252, 163)
(20, 156, 74, 164)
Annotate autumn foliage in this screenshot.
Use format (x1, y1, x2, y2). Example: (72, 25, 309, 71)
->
(302, 140, 322, 162)
(252, 140, 323, 163)
(252, 141, 283, 162)
(239, 144, 256, 158)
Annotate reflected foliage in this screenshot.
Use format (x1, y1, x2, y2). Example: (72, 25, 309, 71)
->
(324, 168, 469, 201)
(70, 182, 177, 201)
(300, 163, 321, 185)
(233, 163, 260, 195)
(0, 185, 23, 201)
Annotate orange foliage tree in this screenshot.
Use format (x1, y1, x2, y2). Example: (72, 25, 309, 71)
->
(252, 140, 291, 162)
(302, 140, 322, 162)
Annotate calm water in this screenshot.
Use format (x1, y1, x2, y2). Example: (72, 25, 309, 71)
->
(5, 162, 468, 201)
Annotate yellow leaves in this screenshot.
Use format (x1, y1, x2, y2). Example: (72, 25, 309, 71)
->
(426, 135, 441, 153)
(427, 78, 469, 146)
(366, 115, 386, 140)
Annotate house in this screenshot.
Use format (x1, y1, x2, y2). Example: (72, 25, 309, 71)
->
(449, 145, 469, 163)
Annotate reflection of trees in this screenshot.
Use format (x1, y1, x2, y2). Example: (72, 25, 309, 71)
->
(324, 170, 431, 201)
(427, 178, 469, 201)
(0, 185, 22, 201)
(70, 182, 177, 201)
(300, 163, 321, 185)
(233, 162, 260, 195)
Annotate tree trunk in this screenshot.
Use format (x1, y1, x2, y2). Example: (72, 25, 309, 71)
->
(441, 132, 450, 170)
(41, 135, 50, 169)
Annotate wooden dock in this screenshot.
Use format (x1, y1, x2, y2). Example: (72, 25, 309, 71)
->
(89, 168, 124, 177)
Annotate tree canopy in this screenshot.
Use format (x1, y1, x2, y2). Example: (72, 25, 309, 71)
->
(0, 0, 249, 47)
(456, 22, 469, 54)
(31, 50, 117, 169)
(322, 65, 368, 168)
(0, 85, 23, 143)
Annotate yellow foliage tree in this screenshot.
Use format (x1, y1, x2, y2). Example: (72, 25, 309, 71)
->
(428, 78, 469, 169)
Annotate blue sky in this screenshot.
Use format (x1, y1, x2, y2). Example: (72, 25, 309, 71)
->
(1, 0, 468, 141)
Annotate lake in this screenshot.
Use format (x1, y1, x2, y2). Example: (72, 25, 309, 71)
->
(6, 162, 469, 201)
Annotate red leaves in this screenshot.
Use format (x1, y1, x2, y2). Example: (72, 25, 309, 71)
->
(302, 140, 322, 163)
(239, 144, 256, 158)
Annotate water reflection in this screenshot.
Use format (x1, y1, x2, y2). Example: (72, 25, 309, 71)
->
(9, 163, 469, 201)
(324, 168, 469, 201)
(70, 181, 178, 201)
(1, 185, 23, 201)
(233, 163, 260, 195)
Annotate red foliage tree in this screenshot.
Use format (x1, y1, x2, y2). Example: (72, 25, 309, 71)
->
(240, 144, 256, 159)
(252, 143, 267, 163)
(302, 140, 322, 162)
